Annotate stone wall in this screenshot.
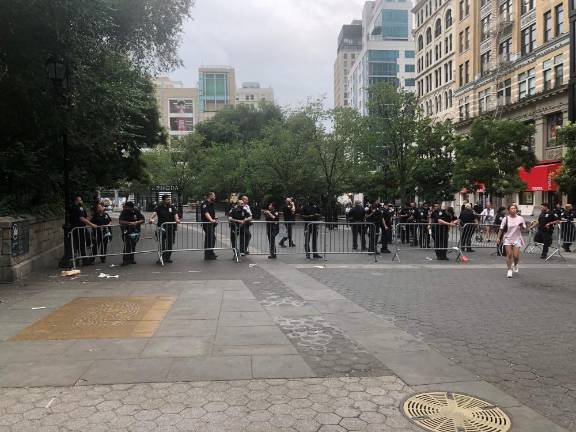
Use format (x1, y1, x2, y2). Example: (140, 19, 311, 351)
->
(0, 216, 63, 283)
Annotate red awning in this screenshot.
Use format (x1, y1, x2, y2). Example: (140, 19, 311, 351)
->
(518, 163, 561, 192)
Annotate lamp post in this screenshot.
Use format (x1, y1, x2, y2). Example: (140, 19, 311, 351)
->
(46, 57, 72, 268)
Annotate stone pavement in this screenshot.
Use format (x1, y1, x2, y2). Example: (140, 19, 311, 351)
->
(0, 246, 574, 431)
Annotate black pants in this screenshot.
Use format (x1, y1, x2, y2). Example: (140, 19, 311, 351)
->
(539, 229, 553, 257)
(561, 223, 575, 250)
(400, 224, 409, 244)
(203, 224, 216, 257)
(381, 227, 391, 251)
(432, 226, 448, 258)
(367, 225, 378, 252)
(231, 225, 249, 254)
(417, 225, 430, 248)
(161, 226, 176, 261)
(267, 225, 279, 256)
(72, 228, 92, 265)
(122, 233, 138, 263)
(408, 223, 417, 245)
(460, 225, 475, 251)
(280, 221, 295, 245)
(304, 224, 319, 255)
(351, 224, 366, 250)
(91, 230, 110, 261)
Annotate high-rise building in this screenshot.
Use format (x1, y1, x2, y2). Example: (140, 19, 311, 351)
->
(236, 82, 275, 106)
(347, 0, 417, 115)
(198, 66, 236, 122)
(334, 20, 363, 107)
(413, 0, 456, 121)
(153, 77, 199, 143)
(450, 0, 569, 210)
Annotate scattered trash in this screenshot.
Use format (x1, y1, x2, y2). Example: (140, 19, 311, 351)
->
(97, 273, 119, 279)
(45, 398, 55, 409)
(313, 265, 324, 269)
(248, 264, 257, 268)
(0, 298, 4, 304)
(61, 269, 81, 277)
(188, 270, 201, 273)
(425, 257, 433, 261)
(31, 307, 47, 310)
(253, 281, 262, 284)
(109, 264, 117, 268)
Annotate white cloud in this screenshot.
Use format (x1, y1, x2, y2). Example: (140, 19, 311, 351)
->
(169, 0, 366, 108)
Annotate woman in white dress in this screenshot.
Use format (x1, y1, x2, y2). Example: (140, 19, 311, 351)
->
(497, 204, 527, 278)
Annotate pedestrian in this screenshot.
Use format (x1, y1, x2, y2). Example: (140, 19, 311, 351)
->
(415, 202, 430, 248)
(494, 206, 507, 256)
(497, 204, 527, 278)
(430, 203, 458, 260)
(263, 202, 280, 259)
(279, 197, 296, 248)
(366, 201, 383, 255)
(459, 203, 477, 252)
(70, 195, 98, 266)
(347, 200, 366, 251)
(530, 202, 560, 259)
(300, 198, 323, 259)
(90, 202, 112, 263)
(473, 201, 483, 215)
(240, 195, 253, 254)
(118, 201, 145, 266)
(559, 204, 575, 252)
(201, 192, 219, 260)
(149, 194, 180, 264)
(480, 202, 495, 241)
(228, 199, 252, 257)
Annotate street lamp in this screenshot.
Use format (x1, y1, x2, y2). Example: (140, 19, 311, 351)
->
(46, 57, 72, 268)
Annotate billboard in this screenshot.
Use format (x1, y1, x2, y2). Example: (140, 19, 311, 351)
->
(169, 99, 194, 114)
(170, 117, 194, 132)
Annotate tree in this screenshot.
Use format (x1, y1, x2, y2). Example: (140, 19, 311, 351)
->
(555, 122, 576, 201)
(453, 118, 537, 197)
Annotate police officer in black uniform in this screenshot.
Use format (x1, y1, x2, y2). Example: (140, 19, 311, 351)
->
(228, 199, 252, 256)
(263, 202, 280, 259)
(366, 201, 383, 254)
(415, 203, 430, 248)
(530, 202, 559, 259)
(90, 202, 112, 263)
(407, 202, 418, 246)
(279, 197, 296, 248)
(118, 201, 145, 265)
(300, 199, 322, 259)
(398, 204, 410, 244)
(380, 203, 393, 253)
(149, 194, 180, 264)
(347, 200, 366, 251)
(70, 195, 98, 266)
(559, 204, 575, 252)
(430, 203, 458, 260)
(201, 192, 219, 260)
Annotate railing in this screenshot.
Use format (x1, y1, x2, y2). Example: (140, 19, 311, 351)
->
(392, 223, 463, 262)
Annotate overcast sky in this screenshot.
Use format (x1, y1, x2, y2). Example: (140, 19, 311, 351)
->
(168, 0, 367, 109)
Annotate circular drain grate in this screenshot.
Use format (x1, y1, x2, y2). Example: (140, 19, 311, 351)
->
(402, 392, 511, 432)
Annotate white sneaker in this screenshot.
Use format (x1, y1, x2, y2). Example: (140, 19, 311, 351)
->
(507, 269, 513, 278)
(513, 265, 519, 273)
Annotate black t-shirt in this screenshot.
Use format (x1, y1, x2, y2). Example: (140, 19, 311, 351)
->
(399, 207, 409, 222)
(264, 210, 280, 222)
(119, 209, 144, 232)
(560, 210, 575, 222)
(229, 206, 250, 226)
(382, 207, 393, 225)
(347, 206, 366, 222)
(459, 208, 476, 224)
(407, 207, 417, 222)
(200, 200, 215, 222)
(92, 213, 111, 226)
(366, 208, 383, 224)
(431, 209, 452, 225)
(416, 208, 429, 222)
(300, 204, 322, 222)
(155, 204, 177, 226)
(538, 210, 557, 232)
(70, 204, 88, 228)
(282, 204, 296, 221)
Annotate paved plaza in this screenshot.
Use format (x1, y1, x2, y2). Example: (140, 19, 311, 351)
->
(0, 244, 574, 431)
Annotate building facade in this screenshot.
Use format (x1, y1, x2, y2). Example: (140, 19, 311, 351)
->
(334, 20, 363, 107)
(198, 66, 236, 123)
(236, 82, 274, 106)
(451, 0, 569, 212)
(347, 0, 417, 116)
(413, 0, 457, 121)
(153, 77, 199, 143)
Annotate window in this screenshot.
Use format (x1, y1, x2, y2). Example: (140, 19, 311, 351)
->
(499, 38, 512, 59)
(521, 0, 534, 15)
(480, 0, 490, 7)
(544, 11, 552, 42)
(478, 89, 490, 114)
(418, 36, 424, 51)
(435, 19, 442, 37)
(518, 68, 535, 99)
(497, 78, 511, 105)
(500, 0, 512, 18)
(459, 0, 469, 19)
(426, 27, 432, 44)
(405, 50, 415, 58)
(445, 9, 453, 28)
(465, 60, 470, 83)
(521, 24, 535, 55)
(459, 64, 464, 86)
(519, 192, 534, 205)
(555, 4, 564, 36)
(459, 96, 470, 120)
(555, 55, 564, 87)
(405, 78, 416, 87)
(543, 60, 553, 90)
(405, 64, 415, 72)
(480, 51, 491, 76)
(546, 112, 563, 147)
(459, 31, 464, 53)
(480, 15, 491, 41)
(464, 27, 470, 50)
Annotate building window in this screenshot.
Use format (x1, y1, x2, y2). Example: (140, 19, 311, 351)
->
(405, 50, 415, 58)
(543, 60, 553, 90)
(426, 27, 432, 44)
(478, 88, 490, 113)
(459, 0, 469, 20)
(555, 4, 564, 36)
(480, 51, 491, 76)
(546, 112, 563, 147)
(521, 24, 535, 55)
(499, 38, 512, 59)
(459, 96, 470, 120)
(480, 15, 491, 41)
(445, 9, 453, 28)
(555, 55, 564, 87)
(497, 78, 511, 105)
(518, 68, 535, 99)
(480, 0, 490, 7)
(521, 0, 534, 15)
(465, 60, 470, 83)
(544, 11, 552, 42)
(464, 27, 470, 50)
(500, 0, 512, 18)
(435, 19, 442, 37)
(382, 9, 409, 39)
(405, 64, 415, 72)
(418, 36, 424, 51)
(459, 31, 464, 53)
(405, 78, 416, 87)
(519, 192, 534, 205)
(459, 64, 464, 86)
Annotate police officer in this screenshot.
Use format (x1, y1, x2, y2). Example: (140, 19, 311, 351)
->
(366, 201, 383, 254)
(300, 199, 322, 259)
(347, 200, 366, 251)
(553, 202, 564, 220)
(240, 195, 253, 254)
(398, 203, 410, 244)
(407, 202, 418, 246)
(559, 204, 575, 252)
(228, 199, 252, 257)
(201, 192, 219, 260)
(90, 202, 112, 263)
(380, 203, 393, 253)
(70, 195, 98, 266)
(279, 197, 296, 247)
(263, 202, 280, 259)
(118, 201, 145, 265)
(415, 202, 430, 248)
(430, 203, 458, 260)
(149, 194, 180, 264)
(530, 202, 559, 259)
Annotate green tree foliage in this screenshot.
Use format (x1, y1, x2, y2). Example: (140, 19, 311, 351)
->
(453, 118, 537, 197)
(555, 122, 576, 198)
(0, 0, 194, 215)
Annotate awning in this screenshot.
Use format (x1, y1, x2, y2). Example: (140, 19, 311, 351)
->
(518, 163, 561, 192)
(460, 182, 486, 194)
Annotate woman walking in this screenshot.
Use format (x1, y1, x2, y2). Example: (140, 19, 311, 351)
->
(497, 204, 527, 278)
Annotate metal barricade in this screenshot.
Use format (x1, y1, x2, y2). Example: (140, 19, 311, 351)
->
(392, 223, 462, 262)
(558, 221, 576, 253)
(70, 224, 158, 268)
(461, 223, 499, 251)
(158, 222, 238, 265)
(524, 225, 564, 261)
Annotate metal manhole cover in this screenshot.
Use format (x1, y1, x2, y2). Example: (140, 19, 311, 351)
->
(402, 392, 511, 432)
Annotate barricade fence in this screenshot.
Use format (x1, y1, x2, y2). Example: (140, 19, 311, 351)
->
(524, 221, 576, 261)
(392, 223, 462, 262)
